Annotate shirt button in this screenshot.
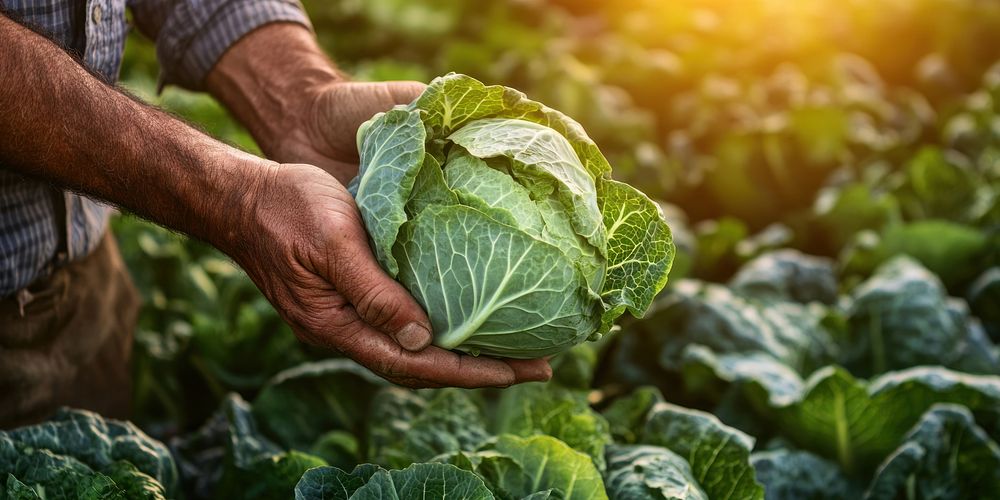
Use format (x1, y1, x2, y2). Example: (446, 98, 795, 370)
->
(91, 4, 103, 24)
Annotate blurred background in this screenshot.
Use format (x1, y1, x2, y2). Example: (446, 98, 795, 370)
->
(114, 0, 1000, 434)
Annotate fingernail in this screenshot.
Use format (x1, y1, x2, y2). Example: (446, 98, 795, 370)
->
(396, 322, 431, 351)
(531, 363, 553, 382)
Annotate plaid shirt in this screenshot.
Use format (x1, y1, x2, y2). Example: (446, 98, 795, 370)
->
(0, 0, 310, 298)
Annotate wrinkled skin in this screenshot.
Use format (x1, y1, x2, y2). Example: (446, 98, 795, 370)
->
(231, 81, 552, 388)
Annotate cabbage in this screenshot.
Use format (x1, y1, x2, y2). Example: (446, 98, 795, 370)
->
(351, 74, 674, 358)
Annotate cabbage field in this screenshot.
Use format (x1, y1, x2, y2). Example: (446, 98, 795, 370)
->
(4, 0, 1000, 498)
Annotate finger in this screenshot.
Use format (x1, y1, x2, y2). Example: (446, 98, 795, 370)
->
(337, 322, 544, 388)
(325, 212, 433, 352)
(336, 263, 433, 351)
(505, 358, 553, 384)
(384, 80, 427, 105)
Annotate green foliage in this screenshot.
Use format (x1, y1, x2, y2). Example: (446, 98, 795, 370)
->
(367, 388, 489, 469)
(0, 410, 175, 499)
(444, 435, 608, 500)
(295, 463, 494, 500)
(182, 394, 328, 500)
(750, 449, 860, 500)
(727, 250, 838, 305)
(641, 404, 765, 500)
(841, 257, 1000, 376)
(604, 445, 708, 500)
(494, 384, 612, 471)
(865, 404, 1000, 499)
(251, 359, 386, 451)
(81, 0, 1000, 498)
(601, 387, 665, 445)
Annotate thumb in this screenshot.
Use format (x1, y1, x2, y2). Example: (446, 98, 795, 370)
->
(383, 80, 427, 105)
(333, 235, 433, 352)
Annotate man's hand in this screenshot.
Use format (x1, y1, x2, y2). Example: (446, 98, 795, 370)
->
(206, 23, 553, 388)
(206, 24, 424, 183)
(273, 80, 426, 184)
(0, 14, 551, 389)
(234, 161, 551, 388)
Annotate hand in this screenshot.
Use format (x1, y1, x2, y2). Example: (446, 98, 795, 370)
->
(271, 80, 426, 184)
(206, 24, 425, 184)
(233, 161, 553, 388)
(206, 24, 551, 386)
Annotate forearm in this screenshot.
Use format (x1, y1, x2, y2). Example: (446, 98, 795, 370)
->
(0, 14, 268, 253)
(205, 23, 341, 158)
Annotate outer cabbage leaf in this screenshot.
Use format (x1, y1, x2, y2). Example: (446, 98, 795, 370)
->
(750, 449, 861, 500)
(598, 179, 674, 328)
(728, 250, 838, 305)
(772, 366, 1000, 474)
(601, 387, 665, 445)
(409, 73, 508, 136)
(394, 204, 600, 357)
(367, 388, 489, 468)
(252, 359, 386, 451)
(449, 435, 608, 500)
(295, 463, 494, 500)
(865, 404, 1000, 499)
(494, 383, 612, 471)
(841, 256, 1000, 376)
(410, 73, 612, 180)
(354, 463, 494, 500)
(641, 403, 765, 500)
(354, 108, 426, 276)
(604, 445, 709, 500)
(0, 409, 176, 499)
(294, 465, 368, 500)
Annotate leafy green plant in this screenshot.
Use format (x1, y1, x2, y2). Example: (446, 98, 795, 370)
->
(0, 410, 177, 499)
(351, 73, 674, 358)
(295, 462, 494, 500)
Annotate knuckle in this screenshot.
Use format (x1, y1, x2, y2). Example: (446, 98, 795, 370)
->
(378, 355, 402, 378)
(355, 284, 401, 328)
(332, 317, 368, 351)
(373, 345, 411, 379)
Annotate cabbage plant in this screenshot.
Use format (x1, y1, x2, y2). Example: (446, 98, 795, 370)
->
(351, 74, 673, 358)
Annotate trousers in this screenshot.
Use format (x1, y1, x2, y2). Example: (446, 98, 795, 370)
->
(0, 231, 139, 428)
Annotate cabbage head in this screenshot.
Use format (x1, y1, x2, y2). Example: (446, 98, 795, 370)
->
(350, 74, 673, 358)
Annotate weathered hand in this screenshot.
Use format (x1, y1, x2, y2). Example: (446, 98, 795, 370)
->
(272, 80, 427, 184)
(233, 161, 552, 388)
(205, 24, 550, 386)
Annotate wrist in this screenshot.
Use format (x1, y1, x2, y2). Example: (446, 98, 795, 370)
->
(206, 23, 344, 157)
(197, 149, 280, 259)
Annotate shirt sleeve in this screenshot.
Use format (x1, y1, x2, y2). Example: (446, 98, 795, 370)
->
(129, 0, 312, 91)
